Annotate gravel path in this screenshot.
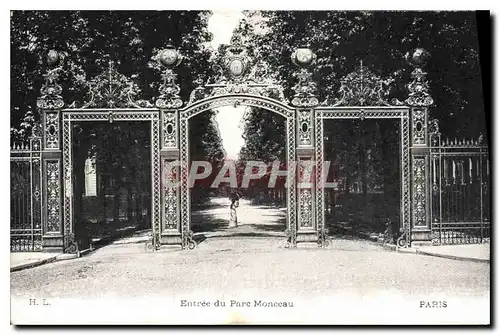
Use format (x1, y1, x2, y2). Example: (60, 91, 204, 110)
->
(11, 235, 489, 300)
(11, 198, 490, 324)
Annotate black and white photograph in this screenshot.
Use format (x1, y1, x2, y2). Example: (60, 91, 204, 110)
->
(8, 8, 491, 325)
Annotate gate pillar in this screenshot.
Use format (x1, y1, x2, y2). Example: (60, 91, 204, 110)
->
(156, 46, 184, 248)
(406, 48, 434, 247)
(290, 48, 322, 246)
(37, 50, 65, 252)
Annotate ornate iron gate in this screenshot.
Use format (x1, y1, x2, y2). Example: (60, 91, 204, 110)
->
(62, 110, 161, 252)
(429, 120, 490, 245)
(10, 135, 43, 251)
(315, 63, 411, 247)
(179, 96, 296, 247)
(25, 43, 478, 252)
(317, 108, 410, 243)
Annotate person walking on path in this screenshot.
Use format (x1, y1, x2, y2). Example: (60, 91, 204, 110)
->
(229, 192, 240, 228)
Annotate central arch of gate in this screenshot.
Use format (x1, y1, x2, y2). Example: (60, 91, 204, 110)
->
(171, 94, 300, 248)
(158, 43, 322, 249)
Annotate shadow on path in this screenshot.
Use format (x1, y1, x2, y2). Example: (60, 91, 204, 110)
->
(190, 198, 287, 242)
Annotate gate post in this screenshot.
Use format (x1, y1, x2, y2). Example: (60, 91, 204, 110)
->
(290, 48, 321, 246)
(36, 50, 65, 252)
(155, 46, 185, 248)
(406, 48, 434, 247)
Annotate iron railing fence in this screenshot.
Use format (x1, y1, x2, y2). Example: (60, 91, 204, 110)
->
(429, 129, 490, 245)
(10, 136, 43, 251)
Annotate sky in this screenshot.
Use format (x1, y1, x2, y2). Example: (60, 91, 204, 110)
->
(207, 10, 246, 160)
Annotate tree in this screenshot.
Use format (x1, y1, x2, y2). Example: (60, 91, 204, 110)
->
(239, 108, 286, 163)
(237, 107, 286, 203)
(11, 11, 225, 215)
(11, 10, 216, 139)
(189, 110, 226, 205)
(243, 10, 486, 138)
(233, 10, 487, 226)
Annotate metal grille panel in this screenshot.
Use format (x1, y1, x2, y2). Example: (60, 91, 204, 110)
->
(10, 139, 43, 251)
(429, 134, 490, 245)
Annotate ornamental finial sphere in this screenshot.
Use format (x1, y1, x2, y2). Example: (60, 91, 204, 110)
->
(159, 47, 180, 67)
(292, 48, 316, 67)
(411, 48, 430, 67)
(47, 50, 60, 66)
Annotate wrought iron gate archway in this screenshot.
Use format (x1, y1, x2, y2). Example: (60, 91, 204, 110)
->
(178, 94, 297, 248)
(315, 106, 411, 246)
(61, 108, 161, 253)
(25, 43, 452, 253)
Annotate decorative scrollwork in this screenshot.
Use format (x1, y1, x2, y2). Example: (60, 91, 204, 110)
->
(151, 115, 162, 250)
(291, 68, 319, 107)
(429, 118, 441, 146)
(298, 109, 313, 146)
(63, 111, 157, 121)
(64, 233, 78, 254)
(62, 118, 72, 248)
(222, 37, 252, 82)
(189, 82, 286, 104)
(391, 98, 406, 106)
(80, 60, 152, 109)
(299, 188, 313, 228)
(182, 229, 197, 250)
(405, 48, 433, 107)
(164, 160, 178, 230)
(401, 117, 411, 235)
(315, 116, 331, 248)
(431, 230, 441, 246)
(325, 61, 392, 107)
(359, 109, 366, 121)
(37, 53, 64, 110)
(286, 117, 297, 246)
(162, 111, 177, 148)
(412, 157, 427, 227)
(428, 118, 440, 135)
(156, 69, 183, 109)
(187, 38, 288, 104)
(183, 96, 294, 120)
(315, 112, 325, 242)
(46, 160, 61, 233)
(298, 160, 314, 229)
(164, 186, 178, 230)
(44, 112, 60, 149)
(411, 108, 426, 145)
(179, 118, 191, 247)
(319, 109, 407, 119)
(397, 229, 410, 248)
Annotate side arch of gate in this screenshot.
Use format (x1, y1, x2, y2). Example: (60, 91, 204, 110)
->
(60, 108, 161, 253)
(314, 106, 411, 246)
(35, 57, 164, 253)
(313, 50, 435, 248)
